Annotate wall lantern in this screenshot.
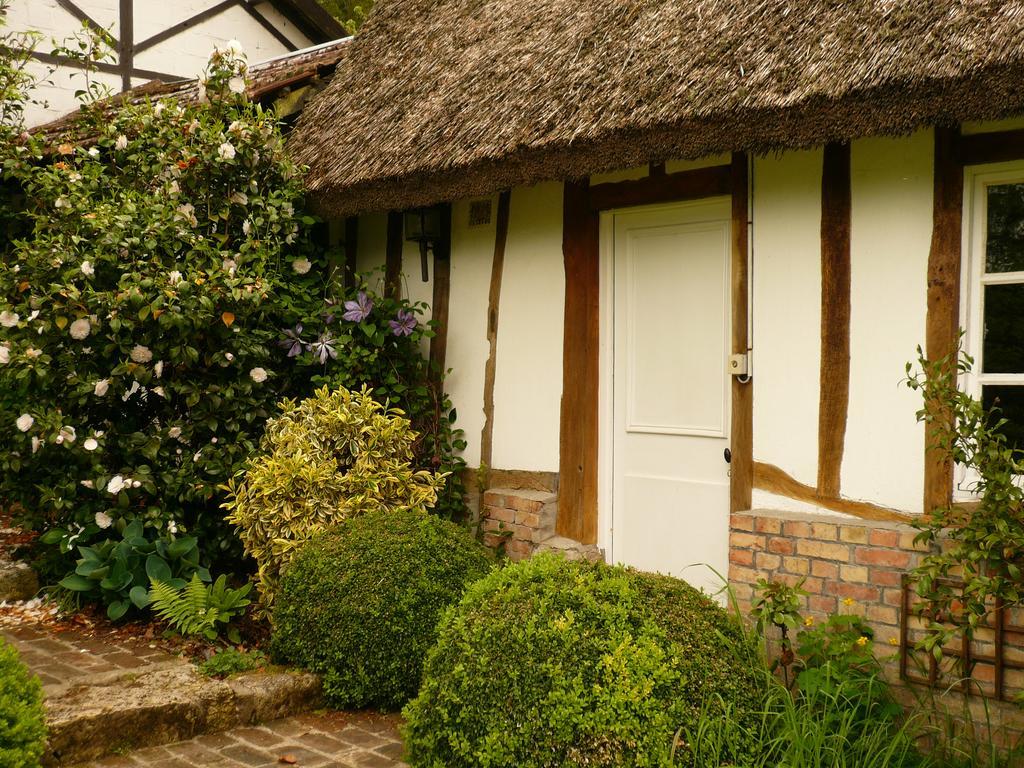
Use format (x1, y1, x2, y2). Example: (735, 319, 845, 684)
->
(404, 206, 444, 282)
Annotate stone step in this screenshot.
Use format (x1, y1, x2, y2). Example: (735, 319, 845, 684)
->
(0, 558, 38, 601)
(45, 662, 322, 765)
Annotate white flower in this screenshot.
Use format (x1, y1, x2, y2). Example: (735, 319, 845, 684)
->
(210, 436, 218, 444)
(0, 311, 19, 327)
(222, 259, 237, 274)
(152, 386, 166, 398)
(94, 511, 112, 529)
(0, 345, 9, 364)
(24, 348, 41, 359)
(31, 437, 40, 453)
(94, 379, 110, 396)
(27, 310, 38, 321)
(69, 318, 91, 340)
(80, 479, 93, 488)
(83, 438, 98, 451)
(228, 76, 246, 94)
(54, 197, 68, 209)
(15, 414, 33, 432)
(167, 519, 178, 534)
(197, 81, 208, 104)
(249, 367, 267, 383)
(87, 147, 99, 158)
(154, 101, 165, 117)
(106, 475, 127, 494)
(114, 134, 128, 150)
(131, 480, 141, 488)
(229, 191, 248, 206)
(154, 361, 164, 378)
(291, 258, 312, 275)
(81, 261, 94, 276)
(228, 120, 243, 133)
(130, 345, 152, 363)
(225, 352, 235, 362)
(168, 426, 182, 439)
(168, 270, 183, 285)
(242, 219, 252, 236)
(58, 426, 76, 444)
(224, 39, 244, 56)
(193, 450, 202, 462)
(218, 142, 236, 161)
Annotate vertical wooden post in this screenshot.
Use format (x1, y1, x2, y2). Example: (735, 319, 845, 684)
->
(119, 0, 134, 92)
(343, 215, 359, 291)
(730, 153, 753, 512)
(817, 142, 852, 499)
(557, 179, 600, 544)
(429, 204, 453, 377)
(923, 126, 963, 513)
(480, 191, 512, 470)
(385, 211, 403, 300)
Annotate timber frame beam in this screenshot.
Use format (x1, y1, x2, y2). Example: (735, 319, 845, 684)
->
(557, 162, 750, 542)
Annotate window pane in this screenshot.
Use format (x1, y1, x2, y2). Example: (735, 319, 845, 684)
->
(986, 183, 1024, 273)
(983, 283, 1024, 373)
(982, 385, 1024, 452)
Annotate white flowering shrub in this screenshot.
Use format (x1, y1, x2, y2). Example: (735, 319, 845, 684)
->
(0, 44, 328, 606)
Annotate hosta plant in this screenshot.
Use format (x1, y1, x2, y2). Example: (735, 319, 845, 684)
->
(223, 386, 447, 613)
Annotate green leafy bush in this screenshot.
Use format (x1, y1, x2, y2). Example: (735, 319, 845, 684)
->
(224, 387, 447, 613)
(54, 519, 208, 620)
(402, 555, 763, 768)
(0, 637, 47, 768)
(271, 510, 492, 709)
(148, 573, 252, 641)
(199, 647, 268, 678)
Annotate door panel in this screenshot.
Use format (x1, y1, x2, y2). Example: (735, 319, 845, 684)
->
(609, 199, 731, 595)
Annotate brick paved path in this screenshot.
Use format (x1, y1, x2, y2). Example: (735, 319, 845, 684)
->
(80, 712, 407, 768)
(1, 622, 180, 690)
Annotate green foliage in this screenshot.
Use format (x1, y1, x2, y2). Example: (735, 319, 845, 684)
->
(224, 386, 447, 613)
(148, 573, 252, 642)
(199, 647, 268, 678)
(52, 519, 208, 620)
(750, 576, 807, 684)
(905, 340, 1024, 659)
(403, 555, 762, 768)
(271, 510, 492, 710)
(0, 636, 47, 768)
(682, 664, 925, 768)
(316, 0, 374, 33)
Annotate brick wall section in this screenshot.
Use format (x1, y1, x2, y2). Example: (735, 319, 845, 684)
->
(480, 488, 557, 561)
(729, 509, 927, 647)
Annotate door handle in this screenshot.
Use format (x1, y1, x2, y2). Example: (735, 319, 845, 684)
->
(724, 448, 732, 464)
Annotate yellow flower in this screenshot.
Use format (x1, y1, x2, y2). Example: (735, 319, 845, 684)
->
(856, 636, 868, 647)
(804, 616, 815, 627)
(888, 637, 899, 646)
(843, 597, 855, 607)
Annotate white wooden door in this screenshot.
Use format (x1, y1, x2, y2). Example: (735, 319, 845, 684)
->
(607, 198, 732, 595)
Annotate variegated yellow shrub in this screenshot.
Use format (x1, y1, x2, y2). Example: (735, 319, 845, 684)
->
(223, 386, 446, 614)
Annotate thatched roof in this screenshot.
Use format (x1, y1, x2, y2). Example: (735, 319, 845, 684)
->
(290, 0, 1024, 217)
(35, 38, 351, 146)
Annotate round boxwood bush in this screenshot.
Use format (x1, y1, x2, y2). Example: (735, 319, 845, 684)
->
(402, 554, 765, 767)
(271, 510, 493, 709)
(0, 637, 47, 768)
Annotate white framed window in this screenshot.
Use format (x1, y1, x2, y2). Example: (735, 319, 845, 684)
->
(960, 162, 1024, 496)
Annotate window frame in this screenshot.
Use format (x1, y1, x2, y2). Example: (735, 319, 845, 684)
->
(958, 161, 1024, 498)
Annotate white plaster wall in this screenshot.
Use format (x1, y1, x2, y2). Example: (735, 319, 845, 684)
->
(490, 181, 565, 472)
(7, 0, 313, 125)
(751, 149, 823, 488)
(842, 131, 932, 513)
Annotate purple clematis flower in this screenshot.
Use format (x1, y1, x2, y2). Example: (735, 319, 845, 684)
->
(278, 324, 305, 357)
(389, 310, 417, 337)
(309, 332, 337, 364)
(342, 291, 373, 322)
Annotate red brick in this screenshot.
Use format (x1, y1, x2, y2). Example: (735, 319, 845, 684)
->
(483, 507, 516, 524)
(883, 588, 904, 607)
(855, 548, 912, 569)
(730, 514, 754, 532)
(757, 552, 782, 570)
(516, 510, 542, 528)
(899, 531, 931, 552)
(482, 533, 505, 549)
(730, 548, 755, 567)
(811, 560, 839, 579)
(767, 537, 795, 555)
(731, 532, 766, 550)
(795, 539, 850, 562)
(870, 568, 903, 588)
(869, 529, 900, 548)
(481, 518, 504, 533)
(832, 582, 880, 602)
(811, 522, 838, 541)
(729, 566, 760, 584)
(481, 491, 507, 508)
(866, 604, 899, 625)
(507, 495, 544, 513)
(784, 521, 811, 538)
(754, 517, 783, 534)
(810, 595, 837, 614)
